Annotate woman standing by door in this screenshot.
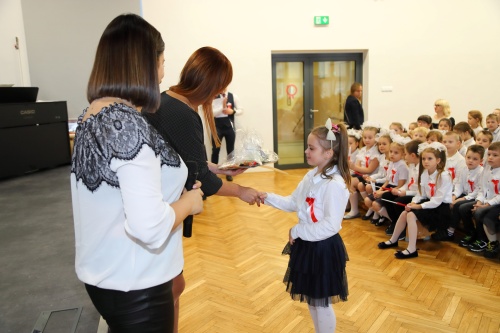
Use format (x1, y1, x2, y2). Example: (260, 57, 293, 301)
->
(344, 82, 364, 130)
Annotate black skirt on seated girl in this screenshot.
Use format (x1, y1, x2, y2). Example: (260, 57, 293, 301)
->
(411, 199, 451, 231)
(282, 233, 348, 307)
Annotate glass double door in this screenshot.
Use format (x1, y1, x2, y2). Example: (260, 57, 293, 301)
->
(272, 53, 362, 169)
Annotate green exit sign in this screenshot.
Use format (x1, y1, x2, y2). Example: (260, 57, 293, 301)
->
(314, 16, 329, 26)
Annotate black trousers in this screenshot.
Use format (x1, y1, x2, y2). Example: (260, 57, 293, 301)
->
(459, 201, 500, 241)
(85, 280, 174, 333)
(449, 198, 474, 229)
(211, 117, 235, 164)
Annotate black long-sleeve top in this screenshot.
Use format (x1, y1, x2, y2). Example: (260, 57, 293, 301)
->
(144, 92, 223, 196)
(344, 95, 364, 130)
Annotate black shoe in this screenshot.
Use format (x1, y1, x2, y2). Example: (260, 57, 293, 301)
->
(431, 229, 454, 242)
(226, 175, 233, 181)
(370, 217, 379, 224)
(459, 235, 474, 248)
(361, 212, 373, 220)
(378, 240, 398, 249)
(202, 195, 207, 201)
(395, 249, 418, 259)
(385, 226, 394, 235)
(397, 232, 407, 241)
(469, 240, 488, 252)
(484, 241, 499, 259)
(375, 217, 387, 227)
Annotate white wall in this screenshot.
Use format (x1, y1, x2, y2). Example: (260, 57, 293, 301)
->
(143, 0, 500, 156)
(0, 0, 30, 86)
(20, 0, 141, 118)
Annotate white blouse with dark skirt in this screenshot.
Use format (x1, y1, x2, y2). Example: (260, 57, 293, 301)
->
(71, 103, 186, 292)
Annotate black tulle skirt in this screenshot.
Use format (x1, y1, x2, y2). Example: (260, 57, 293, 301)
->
(282, 233, 349, 307)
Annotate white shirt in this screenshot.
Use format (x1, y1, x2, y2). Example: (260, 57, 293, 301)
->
(472, 126, 483, 135)
(453, 165, 483, 199)
(212, 92, 243, 118)
(412, 169, 453, 208)
(373, 154, 389, 183)
(399, 163, 420, 196)
(459, 137, 476, 156)
(264, 166, 349, 242)
(446, 151, 467, 187)
(349, 148, 359, 175)
(71, 104, 185, 291)
(355, 145, 380, 176)
(476, 166, 500, 205)
(492, 127, 500, 143)
(386, 159, 409, 186)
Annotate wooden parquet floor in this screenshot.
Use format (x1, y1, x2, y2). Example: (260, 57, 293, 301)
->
(180, 169, 500, 333)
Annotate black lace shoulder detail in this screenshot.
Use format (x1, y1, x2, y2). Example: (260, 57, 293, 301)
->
(71, 103, 181, 192)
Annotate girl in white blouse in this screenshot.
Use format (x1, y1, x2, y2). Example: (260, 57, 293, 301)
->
(258, 120, 350, 333)
(378, 142, 452, 259)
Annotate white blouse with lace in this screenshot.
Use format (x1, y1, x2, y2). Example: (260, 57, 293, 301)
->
(71, 103, 186, 291)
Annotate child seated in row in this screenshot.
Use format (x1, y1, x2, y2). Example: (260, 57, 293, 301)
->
(408, 122, 418, 132)
(417, 115, 432, 129)
(476, 130, 493, 166)
(443, 131, 467, 185)
(467, 110, 483, 135)
(370, 138, 409, 227)
(458, 142, 500, 259)
(389, 122, 404, 135)
(438, 118, 453, 131)
(431, 145, 484, 241)
(412, 127, 429, 141)
(378, 142, 452, 259)
(361, 134, 391, 222)
(383, 140, 422, 238)
(426, 130, 443, 143)
(454, 122, 476, 156)
(347, 129, 361, 167)
(345, 126, 380, 219)
(485, 113, 500, 142)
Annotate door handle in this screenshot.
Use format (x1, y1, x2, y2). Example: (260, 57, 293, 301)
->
(310, 109, 319, 113)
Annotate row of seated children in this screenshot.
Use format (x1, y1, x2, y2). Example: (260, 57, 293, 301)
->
(344, 121, 500, 260)
(410, 111, 500, 143)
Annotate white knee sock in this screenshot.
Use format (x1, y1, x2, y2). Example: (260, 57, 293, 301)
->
(348, 192, 359, 215)
(379, 207, 391, 220)
(308, 304, 336, 333)
(406, 213, 418, 252)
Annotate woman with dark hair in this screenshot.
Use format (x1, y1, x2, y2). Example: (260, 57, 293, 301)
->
(343, 82, 364, 130)
(71, 14, 203, 332)
(144, 46, 261, 331)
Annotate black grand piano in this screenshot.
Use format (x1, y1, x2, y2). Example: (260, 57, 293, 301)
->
(0, 87, 71, 179)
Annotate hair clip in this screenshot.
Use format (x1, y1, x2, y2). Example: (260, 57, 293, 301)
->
(418, 142, 446, 154)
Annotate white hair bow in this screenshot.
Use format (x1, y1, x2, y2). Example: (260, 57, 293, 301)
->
(361, 120, 381, 129)
(418, 141, 446, 154)
(325, 118, 338, 141)
(347, 128, 361, 140)
(390, 132, 411, 145)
